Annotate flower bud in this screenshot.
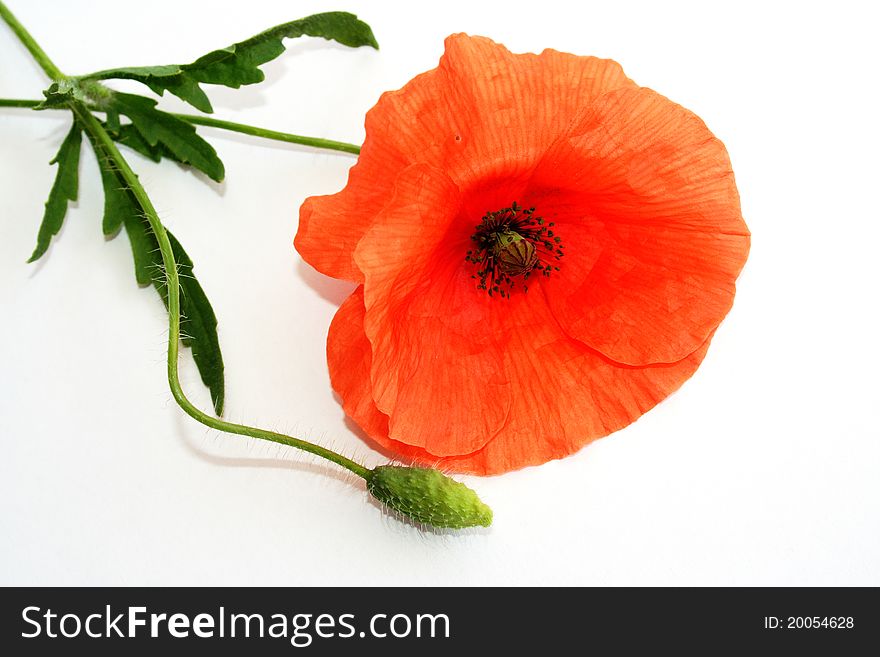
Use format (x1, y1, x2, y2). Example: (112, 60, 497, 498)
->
(367, 465, 492, 529)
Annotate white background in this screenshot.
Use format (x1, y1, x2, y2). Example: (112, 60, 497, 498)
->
(1, 0, 878, 586)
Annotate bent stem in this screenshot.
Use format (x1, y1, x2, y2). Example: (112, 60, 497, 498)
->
(74, 105, 370, 479)
(2, 0, 495, 527)
(0, 97, 361, 155)
(1, 0, 368, 480)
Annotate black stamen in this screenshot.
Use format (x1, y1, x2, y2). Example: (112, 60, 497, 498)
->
(466, 202, 564, 298)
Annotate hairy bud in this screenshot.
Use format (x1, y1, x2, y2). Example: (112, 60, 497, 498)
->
(367, 465, 492, 529)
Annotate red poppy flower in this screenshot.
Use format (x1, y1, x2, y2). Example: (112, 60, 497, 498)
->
(295, 34, 750, 475)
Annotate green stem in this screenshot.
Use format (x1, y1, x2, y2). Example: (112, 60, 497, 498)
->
(1, 2, 370, 480)
(0, 97, 361, 155)
(173, 113, 360, 155)
(0, 1, 63, 80)
(74, 103, 370, 479)
(0, 97, 40, 108)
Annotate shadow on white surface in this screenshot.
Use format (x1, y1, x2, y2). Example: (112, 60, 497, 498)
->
(206, 39, 361, 113)
(295, 259, 356, 306)
(174, 412, 360, 488)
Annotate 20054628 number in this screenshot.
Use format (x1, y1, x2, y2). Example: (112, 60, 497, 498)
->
(787, 617, 854, 629)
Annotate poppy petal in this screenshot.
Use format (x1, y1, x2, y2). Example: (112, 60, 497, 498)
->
(295, 140, 408, 282)
(424, 34, 636, 185)
(355, 164, 511, 457)
(531, 86, 750, 365)
(295, 35, 635, 281)
(328, 283, 712, 475)
(368, 34, 636, 189)
(327, 287, 390, 443)
(309, 35, 748, 475)
(475, 292, 713, 474)
(327, 286, 455, 467)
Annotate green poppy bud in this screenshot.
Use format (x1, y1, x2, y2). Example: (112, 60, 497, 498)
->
(367, 465, 493, 529)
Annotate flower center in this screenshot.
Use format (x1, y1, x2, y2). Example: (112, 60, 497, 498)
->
(465, 202, 564, 297)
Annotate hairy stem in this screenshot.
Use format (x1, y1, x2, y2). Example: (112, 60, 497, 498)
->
(0, 97, 361, 155)
(75, 105, 370, 479)
(2, 2, 370, 480)
(2, 0, 497, 530)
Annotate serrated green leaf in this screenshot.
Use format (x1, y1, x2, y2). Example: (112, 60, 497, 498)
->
(94, 143, 226, 414)
(107, 122, 181, 166)
(96, 148, 126, 236)
(110, 93, 225, 182)
(80, 12, 378, 112)
(28, 123, 82, 262)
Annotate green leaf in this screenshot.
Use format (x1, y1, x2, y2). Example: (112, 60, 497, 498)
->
(108, 122, 183, 167)
(37, 80, 222, 180)
(104, 108, 121, 135)
(96, 146, 126, 236)
(110, 92, 225, 182)
(95, 146, 226, 414)
(79, 12, 378, 112)
(28, 123, 82, 262)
